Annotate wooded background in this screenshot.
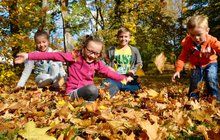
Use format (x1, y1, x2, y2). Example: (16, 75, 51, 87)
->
(0, 0, 220, 83)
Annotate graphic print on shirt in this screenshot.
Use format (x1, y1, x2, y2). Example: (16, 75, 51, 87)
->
(114, 47, 132, 74)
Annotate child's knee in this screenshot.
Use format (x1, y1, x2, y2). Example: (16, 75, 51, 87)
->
(87, 85, 98, 95)
(86, 85, 99, 100)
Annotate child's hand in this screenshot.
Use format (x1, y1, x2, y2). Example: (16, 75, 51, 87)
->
(126, 76, 133, 82)
(172, 71, 180, 82)
(121, 76, 133, 85)
(128, 70, 135, 75)
(15, 53, 28, 64)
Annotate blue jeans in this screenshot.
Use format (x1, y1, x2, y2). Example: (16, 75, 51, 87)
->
(189, 63, 219, 100)
(101, 78, 140, 97)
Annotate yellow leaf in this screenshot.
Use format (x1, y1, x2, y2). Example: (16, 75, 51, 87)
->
(147, 89, 160, 98)
(57, 100, 67, 107)
(121, 79, 127, 85)
(197, 125, 208, 140)
(50, 117, 60, 127)
(98, 105, 107, 110)
(138, 120, 160, 140)
(19, 121, 56, 140)
(136, 65, 145, 77)
(154, 52, 167, 73)
(70, 118, 92, 127)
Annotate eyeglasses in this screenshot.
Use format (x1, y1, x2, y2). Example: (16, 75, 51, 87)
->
(85, 47, 101, 56)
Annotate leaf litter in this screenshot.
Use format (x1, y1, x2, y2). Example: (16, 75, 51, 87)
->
(0, 80, 220, 140)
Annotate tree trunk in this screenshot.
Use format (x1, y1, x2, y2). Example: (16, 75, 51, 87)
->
(9, 0, 20, 61)
(61, 0, 74, 52)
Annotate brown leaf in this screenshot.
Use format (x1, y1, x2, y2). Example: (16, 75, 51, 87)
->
(125, 132, 135, 140)
(64, 128, 76, 140)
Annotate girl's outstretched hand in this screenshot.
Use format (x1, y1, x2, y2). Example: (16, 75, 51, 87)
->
(15, 53, 28, 64)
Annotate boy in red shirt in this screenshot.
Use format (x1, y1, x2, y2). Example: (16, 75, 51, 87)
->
(172, 15, 220, 101)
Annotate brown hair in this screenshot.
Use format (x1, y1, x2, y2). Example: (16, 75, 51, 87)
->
(187, 15, 209, 30)
(117, 26, 131, 37)
(34, 30, 50, 41)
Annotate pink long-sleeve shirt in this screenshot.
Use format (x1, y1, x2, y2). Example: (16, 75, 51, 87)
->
(28, 51, 126, 94)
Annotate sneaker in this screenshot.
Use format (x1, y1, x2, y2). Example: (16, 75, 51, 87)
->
(52, 76, 65, 89)
(189, 92, 199, 100)
(38, 79, 53, 88)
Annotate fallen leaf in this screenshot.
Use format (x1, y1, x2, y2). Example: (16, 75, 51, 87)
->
(138, 119, 160, 140)
(19, 121, 56, 140)
(197, 125, 208, 140)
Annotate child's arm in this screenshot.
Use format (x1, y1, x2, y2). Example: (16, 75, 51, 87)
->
(130, 47, 143, 74)
(175, 37, 190, 72)
(16, 60, 34, 87)
(210, 36, 220, 53)
(172, 37, 190, 82)
(97, 61, 131, 83)
(15, 52, 75, 63)
(172, 50, 187, 82)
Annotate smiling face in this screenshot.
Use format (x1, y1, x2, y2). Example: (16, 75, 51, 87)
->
(118, 31, 130, 48)
(188, 27, 209, 45)
(83, 40, 103, 63)
(35, 35, 50, 52)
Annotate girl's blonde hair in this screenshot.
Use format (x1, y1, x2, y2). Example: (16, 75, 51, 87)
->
(187, 15, 209, 30)
(81, 35, 105, 59)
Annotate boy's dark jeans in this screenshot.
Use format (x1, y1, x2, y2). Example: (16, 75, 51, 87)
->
(102, 77, 140, 97)
(189, 63, 219, 100)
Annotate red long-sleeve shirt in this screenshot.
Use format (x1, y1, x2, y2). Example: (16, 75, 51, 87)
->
(175, 34, 220, 72)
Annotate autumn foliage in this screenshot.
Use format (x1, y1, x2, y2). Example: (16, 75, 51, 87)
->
(1, 0, 220, 139)
(0, 75, 220, 140)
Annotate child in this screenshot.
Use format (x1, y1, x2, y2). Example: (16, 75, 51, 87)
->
(172, 15, 220, 101)
(16, 30, 66, 90)
(15, 37, 133, 101)
(102, 27, 143, 96)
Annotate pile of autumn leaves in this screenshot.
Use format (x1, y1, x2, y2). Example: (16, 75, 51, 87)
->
(0, 83, 220, 140)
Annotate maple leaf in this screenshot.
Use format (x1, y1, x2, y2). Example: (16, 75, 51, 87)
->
(191, 109, 212, 122)
(2, 110, 14, 120)
(135, 64, 145, 77)
(146, 89, 160, 98)
(138, 119, 160, 140)
(125, 132, 135, 140)
(100, 109, 114, 120)
(172, 109, 185, 126)
(70, 118, 92, 127)
(154, 52, 167, 73)
(197, 125, 208, 140)
(188, 100, 201, 110)
(19, 121, 56, 140)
